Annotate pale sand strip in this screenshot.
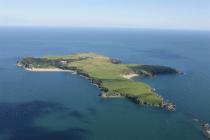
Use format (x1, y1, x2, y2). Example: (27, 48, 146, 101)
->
(25, 68, 75, 73)
(122, 73, 139, 79)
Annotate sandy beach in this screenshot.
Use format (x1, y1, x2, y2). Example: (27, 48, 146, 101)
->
(122, 73, 139, 79)
(25, 67, 74, 73)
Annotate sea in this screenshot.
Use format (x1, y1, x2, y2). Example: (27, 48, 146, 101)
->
(0, 27, 210, 140)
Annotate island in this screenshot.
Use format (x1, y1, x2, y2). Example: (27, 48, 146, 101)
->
(17, 52, 179, 111)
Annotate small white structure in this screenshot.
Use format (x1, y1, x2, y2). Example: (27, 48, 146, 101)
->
(60, 61, 67, 65)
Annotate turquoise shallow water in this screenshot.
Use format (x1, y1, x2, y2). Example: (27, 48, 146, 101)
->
(0, 27, 210, 140)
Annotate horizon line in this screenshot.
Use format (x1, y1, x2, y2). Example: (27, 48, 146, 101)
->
(0, 25, 210, 32)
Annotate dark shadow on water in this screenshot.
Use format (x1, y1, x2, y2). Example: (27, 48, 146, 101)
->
(0, 100, 66, 129)
(0, 100, 91, 140)
(69, 110, 85, 119)
(87, 107, 97, 115)
(68, 110, 89, 124)
(10, 127, 90, 140)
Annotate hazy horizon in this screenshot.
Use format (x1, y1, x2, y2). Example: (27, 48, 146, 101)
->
(1, 25, 210, 32)
(1, 0, 210, 31)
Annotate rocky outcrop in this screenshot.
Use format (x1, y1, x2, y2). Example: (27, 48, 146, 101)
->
(130, 65, 179, 76)
(202, 123, 210, 139)
(109, 58, 121, 64)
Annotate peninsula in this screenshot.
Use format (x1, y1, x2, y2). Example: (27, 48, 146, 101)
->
(17, 53, 179, 111)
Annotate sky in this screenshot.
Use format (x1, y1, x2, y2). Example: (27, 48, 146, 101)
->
(0, 0, 210, 30)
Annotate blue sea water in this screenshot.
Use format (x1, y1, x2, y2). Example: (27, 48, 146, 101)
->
(0, 27, 210, 140)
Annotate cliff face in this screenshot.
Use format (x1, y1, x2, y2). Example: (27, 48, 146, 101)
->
(129, 65, 179, 76)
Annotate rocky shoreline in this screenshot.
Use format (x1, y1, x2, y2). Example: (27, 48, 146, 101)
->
(62, 67, 175, 111)
(193, 118, 210, 139)
(18, 63, 176, 111)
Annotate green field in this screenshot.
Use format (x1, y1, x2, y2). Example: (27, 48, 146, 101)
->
(18, 52, 178, 110)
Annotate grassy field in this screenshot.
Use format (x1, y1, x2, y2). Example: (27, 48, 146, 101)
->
(18, 52, 178, 108)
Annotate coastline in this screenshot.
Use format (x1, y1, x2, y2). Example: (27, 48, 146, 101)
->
(24, 67, 126, 99)
(20, 66, 175, 111)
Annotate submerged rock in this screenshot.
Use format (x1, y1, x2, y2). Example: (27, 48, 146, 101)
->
(161, 102, 176, 111)
(202, 123, 210, 139)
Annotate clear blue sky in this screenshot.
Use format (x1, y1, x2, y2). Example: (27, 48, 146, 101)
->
(0, 0, 210, 30)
